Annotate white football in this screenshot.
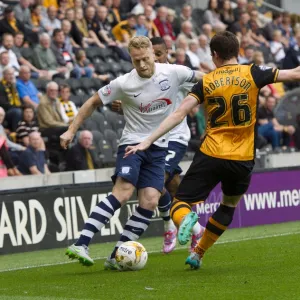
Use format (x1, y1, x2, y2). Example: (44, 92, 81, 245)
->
(115, 241, 148, 271)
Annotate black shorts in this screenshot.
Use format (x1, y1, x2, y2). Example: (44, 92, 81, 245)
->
(175, 150, 254, 204)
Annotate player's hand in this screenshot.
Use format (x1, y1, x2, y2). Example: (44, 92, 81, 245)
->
(60, 130, 75, 149)
(124, 140, 151, 158)
(111, 100, 123, 114)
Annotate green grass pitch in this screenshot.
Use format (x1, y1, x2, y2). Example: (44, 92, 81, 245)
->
(0, 221, 300, 300)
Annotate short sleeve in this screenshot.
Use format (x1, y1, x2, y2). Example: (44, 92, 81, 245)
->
(171, 64, 195, 85)
(16, 82, 27, 99)
(97, 78, 123, 105)
(251, 64, 279, 89)
(188, 80, 204, 104)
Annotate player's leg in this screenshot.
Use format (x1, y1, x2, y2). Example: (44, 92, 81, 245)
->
(167, 173, 205, 252)
(187, 159, 254, 269)
(171, 151, 220, 246)
(159, 142, 186, 253)
(66, 177, 134, 266)
(106, 144, 166, 269)
(66, 145, 140, 266)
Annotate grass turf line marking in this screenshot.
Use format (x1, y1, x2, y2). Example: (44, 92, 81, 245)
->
(1, 230, 299, 273)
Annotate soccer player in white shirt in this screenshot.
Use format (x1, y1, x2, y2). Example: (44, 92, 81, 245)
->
(60, 36, 203, 269)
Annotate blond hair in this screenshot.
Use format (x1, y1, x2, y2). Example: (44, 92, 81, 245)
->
(128, 36, 152, 53)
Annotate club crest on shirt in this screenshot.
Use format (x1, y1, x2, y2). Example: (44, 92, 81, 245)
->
(140, 98, 172, 113)
(100, 84, 111, 96)
(159, 79, 170, 91)
(121, 166, 131, 174)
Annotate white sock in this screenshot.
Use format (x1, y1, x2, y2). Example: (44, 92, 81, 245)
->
(192, 222, 201, 236)
(164, 219, 176, 232)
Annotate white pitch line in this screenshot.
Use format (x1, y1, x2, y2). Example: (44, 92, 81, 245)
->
(1, 230, 299, 274)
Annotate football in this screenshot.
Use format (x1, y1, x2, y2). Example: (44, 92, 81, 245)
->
(115, 241, 148, 271)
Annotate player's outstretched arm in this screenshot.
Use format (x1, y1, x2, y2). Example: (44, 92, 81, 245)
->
(193, 71, 205, 83)
(276, 66, 300, 82)
(124, 95, 199, 157)
(60, 93, 103, 149)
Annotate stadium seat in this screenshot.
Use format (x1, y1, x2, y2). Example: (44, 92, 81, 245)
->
(97, 138, 116, 167)
(67, 78, 85, 95)
(95, 62, 111, 74)
(120, 60, 133, 73)
(31, 78, 50, 92)
(70, 94, 83, 107)
(80, 77, 97, 96)
(83, 119, 99, 132)
(102, 108, 125, 131)
(117, 128, 123, 139)
(89, 111, 112, 133)
(104, 128, 118, 154)
(92, 78, 106, 89)
(108, 59, 123, 76)
(53, 77, 65, 87)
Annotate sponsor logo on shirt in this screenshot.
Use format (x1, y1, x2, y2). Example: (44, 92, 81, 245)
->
(121, 166, 131, 174)
(139, 98, 172, 113)
(100, 85, 111, 96)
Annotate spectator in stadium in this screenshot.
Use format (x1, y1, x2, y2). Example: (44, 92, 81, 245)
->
(252, 50, 265, 65)
(174, 48, 193, 69)
(258, 95, 295, 150)
(112, 13, 137, 46)
(73, 0, 83, 9)
(280, 12, 293, 46)
(12, 32, 46, 79)
(0, 52, 10, 78)
(16, 66, 41, 109)
(197, 34, 214, 72)
(0, 67, 22, 132)
(131, 0, 156, 20)
(270, 30, 286, 64)
(66, 130, 101, 171)
(14, 0, 32, 31)
(30, 4, 45, 34)
(144, 5, 160, 36)
(37, 81, 68, 142)
(74, 49, 94, 79)
(176, 20, 198, 43)
(263, 11, 282, 42)
(203, 0, 226, 32)
(96, 5, 115, 45)
(173, 4, 200, 36)
(249, 8, 264, 29)
(220, 0, 235, 28)
(0, 106, 25, 152)
(136, 14, 152, 37)
(41, 6, 61, 36)
(186, 39, 200, 70)
(61, 19, 80, 53)
(239, 46, 255, 64)
(233, 0, 248, 21)
(16, 105, 39, 146)
(0, 33, 20, 73)
(57, 0, 73, 20)
(0, 7, 25, 38)
(18, 131, 51, 175)
(201, 23, 213, 42)
(85, 6, 106, 48)
(32, 33, 68, 79)
(106, 0, 123, 27)
(230, 11, 251, 38)
(74, 7, 105, 48)
(51, 28, 75, 73)
(283, 31, 300, 76)
(154, 6, 176, 40)
(249, 12, 270, 48)
(65, 8, 84, 47)
(59, 83, 78, 124)
(0, 134, 21, 177)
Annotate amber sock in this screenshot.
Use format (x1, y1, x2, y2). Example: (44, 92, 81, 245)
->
(194, 204, 236, 258)
(170, 199, 192, 228)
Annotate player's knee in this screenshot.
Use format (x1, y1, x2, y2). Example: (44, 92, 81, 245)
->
(222, 194, 243, 207)
(139, 188, 160, 211)
(112, 178, 135, 204)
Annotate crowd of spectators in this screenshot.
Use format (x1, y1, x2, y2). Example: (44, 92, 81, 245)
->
(0, 0, 300, 177)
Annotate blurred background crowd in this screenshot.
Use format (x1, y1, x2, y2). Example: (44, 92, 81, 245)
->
(0, 0, 300, 177)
